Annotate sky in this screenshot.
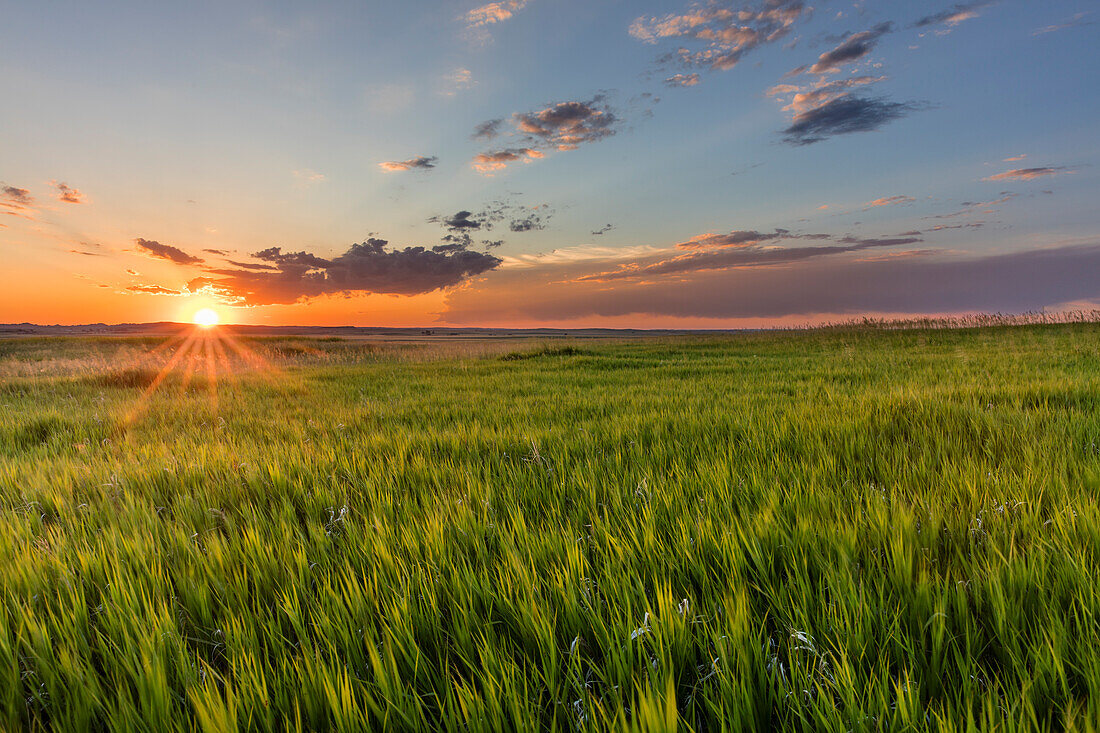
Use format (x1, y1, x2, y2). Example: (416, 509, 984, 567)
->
(1, 0, 1098, 328)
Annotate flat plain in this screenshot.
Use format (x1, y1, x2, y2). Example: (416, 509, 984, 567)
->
(2, 324, 1099, 731)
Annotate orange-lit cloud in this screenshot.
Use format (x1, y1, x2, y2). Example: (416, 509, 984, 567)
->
(53, 181, 85, 203)
(470, 147, 543, 173)
(983, 167, 1074, 182)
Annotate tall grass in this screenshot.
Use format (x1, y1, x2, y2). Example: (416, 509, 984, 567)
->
(1, 324, 1099, 730)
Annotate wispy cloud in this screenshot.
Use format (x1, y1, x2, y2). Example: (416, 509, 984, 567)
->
(53, 181, 85, 204)
(442, 242, 1100, 323)
(126, 284, 182, 295)
(1, 184, 34, 216)
(470, 147, 544, 173)
(808, 22, 892, 74)
(664, 73, 701, 87)
(864, 195, 915, 208)
(630, 0, 807, 75)
(913, 1, 994, 31)
(1032, 11, 1093, 35)
(378, 155, 438, 172)
(983, 166, 1073, 182)
(466, 0, 529, 28)
(134, 238, 204, 266)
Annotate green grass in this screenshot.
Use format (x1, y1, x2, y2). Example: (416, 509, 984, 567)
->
(1, 325, 1099, 731)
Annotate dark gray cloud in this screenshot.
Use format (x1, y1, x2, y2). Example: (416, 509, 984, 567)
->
(810, 22, 892, 73)
(442, 243, 1100, 322)
(134, 238, 204, 265)
(914, 1, 993, 29)
(379, 155, 438, 172)
(630, 0, 808, 73)
(782, 94, 920, 145)
(591, 224, 614, 236)
(472, 119, 504, 140)
(203, 248, 229, 255)
(513, 96, 619, 150)
(192, 238, 502, 305)
(441, 211, 482, 230)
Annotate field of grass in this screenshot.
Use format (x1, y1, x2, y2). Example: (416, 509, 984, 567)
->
(2, 325, 1100, 731)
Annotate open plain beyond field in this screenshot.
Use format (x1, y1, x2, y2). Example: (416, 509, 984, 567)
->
(1, 325, 1099, 731)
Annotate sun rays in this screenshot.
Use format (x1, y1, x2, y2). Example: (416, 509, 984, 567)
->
(120, 323, 278, 427)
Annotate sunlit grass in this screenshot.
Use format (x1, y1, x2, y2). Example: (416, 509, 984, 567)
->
(1, 324, 1099, 730)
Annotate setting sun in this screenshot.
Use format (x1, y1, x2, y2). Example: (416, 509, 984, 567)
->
(193, 308, 220, 327)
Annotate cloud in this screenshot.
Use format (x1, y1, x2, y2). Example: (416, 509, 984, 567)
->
(202, 248, 228, 255)
(442, 242, 1100, 323)
(1003, 153, 1027, 162)
(664, 73, 701, 87)
(1033, 12, 1093, 35)
(52, 181, 85, 204)
(472, 119, 504, 140)
(194, 239, 502, 305)
(768, 75, 886, 114)
(293, 169, 326, 184)
(441, 211, 482, 230)
(379, 155, 438, 172)
(1, 184, 34, 214)
(781, 94, 920, 145)
(126, 284, 182, 295)
(591, 224, 614, 236)
(430, 199, 554, 247)
(913, 1, 992, 30)
(864, 195, 915, 208)
(809, 22, 892, 74)
(513, 96, 618, 151)
(134, 238, 204, 266)
(983, 167, 1073, 182)
(465, 0, 529, 28)
(509, 208, 551, 232)
(470, 147, 544, 173)
(630, 0, 807, 74)
(440, 67, 475, 96)
(576, 229, 921, 282)
(69, 249, 104, 257)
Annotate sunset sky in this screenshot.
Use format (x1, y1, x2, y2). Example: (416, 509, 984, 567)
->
(2, 0, 1097, 327)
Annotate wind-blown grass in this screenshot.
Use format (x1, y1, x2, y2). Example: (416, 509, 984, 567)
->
(0, 324, 1098, 731)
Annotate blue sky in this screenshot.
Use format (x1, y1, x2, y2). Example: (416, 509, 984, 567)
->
(2, 0, 1098, 326)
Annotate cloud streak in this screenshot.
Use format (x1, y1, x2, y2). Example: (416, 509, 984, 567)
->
(809, 22, 892, 74)
(983, 167, 1073, 182)
(134, 238, 204, 266)
(379, 155, 438, 172)
(442, 243, 1100, 323)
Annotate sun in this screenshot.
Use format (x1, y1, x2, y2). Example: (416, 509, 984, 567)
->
(193, 308, 220, 328)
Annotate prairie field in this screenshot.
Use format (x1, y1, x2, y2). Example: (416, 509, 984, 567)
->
(2, 324, 1100, 732)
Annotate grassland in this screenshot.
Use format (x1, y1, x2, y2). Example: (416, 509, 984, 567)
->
(1, 325, 1099, 731)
